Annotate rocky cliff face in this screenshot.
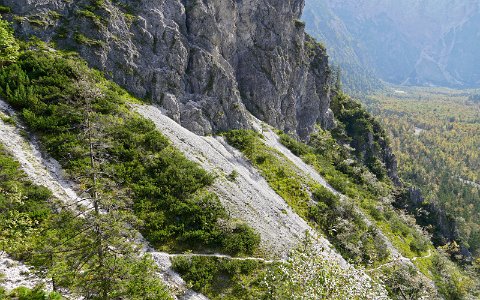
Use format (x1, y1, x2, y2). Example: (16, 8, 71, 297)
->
(2, 0, 333, 139)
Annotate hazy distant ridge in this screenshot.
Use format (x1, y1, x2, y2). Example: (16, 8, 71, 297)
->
(303, 0, 480, 88)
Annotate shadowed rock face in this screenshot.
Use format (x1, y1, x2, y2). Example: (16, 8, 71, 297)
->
(2, 0, 333, 138)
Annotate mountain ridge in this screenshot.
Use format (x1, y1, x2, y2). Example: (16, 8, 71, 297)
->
(304, 0, 480, 89)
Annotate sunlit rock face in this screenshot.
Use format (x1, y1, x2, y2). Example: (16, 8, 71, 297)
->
(3, 0, 333, 138)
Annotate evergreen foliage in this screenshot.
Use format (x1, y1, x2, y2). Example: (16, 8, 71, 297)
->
(0, 16, 19, 66)
(330, 91, 390, 180)
(0, 41, 259, 256)
(0, 143, 171, 299)
(364, 88, 480, 259)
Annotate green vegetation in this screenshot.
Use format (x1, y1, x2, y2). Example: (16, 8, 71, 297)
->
(365, 87, 480, 259)
(172, 257, 266, 299)
(0, 142, 53, 258)
(73, 32, 105, 47)
(172, 236, 388, 299)
(0, 286, 62, 299)
(76, 8, 104, 28)
(223, 130, 312, 218)
(0, 141, 171, 299)
(0, 6, 11, 13)
(331, 92, 391, 180)
(0, 17, 19, 65)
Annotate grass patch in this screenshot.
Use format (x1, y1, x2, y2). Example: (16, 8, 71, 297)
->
(0, 286, 62, 299)
(223, 130, 312, 218)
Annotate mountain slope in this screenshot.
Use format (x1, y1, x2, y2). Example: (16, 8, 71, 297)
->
(0, 0, 478, 298)
(303, 0, 480, 88)
(1, 0, 334, 139)
(0, 47, 388, 299)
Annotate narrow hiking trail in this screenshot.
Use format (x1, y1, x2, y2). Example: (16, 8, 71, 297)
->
(412, 249, 433, 262)
(134, 104, 346, 265)
(260, 126, 438, 290)
(367, 250, 433, 273)
(161, 253, 282, 264)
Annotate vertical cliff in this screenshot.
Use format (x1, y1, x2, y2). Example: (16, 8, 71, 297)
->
(2, 0, 333, 138)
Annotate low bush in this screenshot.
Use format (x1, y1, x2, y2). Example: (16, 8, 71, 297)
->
(172, 256, 265, 299)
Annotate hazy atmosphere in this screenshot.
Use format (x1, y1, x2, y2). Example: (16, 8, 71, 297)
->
(0, 0, 479, 299)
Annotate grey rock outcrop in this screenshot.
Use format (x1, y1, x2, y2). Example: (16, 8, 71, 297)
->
(2, 0, 332, 138)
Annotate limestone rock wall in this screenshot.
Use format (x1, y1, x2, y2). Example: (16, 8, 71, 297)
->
(2, 0, 333, 138)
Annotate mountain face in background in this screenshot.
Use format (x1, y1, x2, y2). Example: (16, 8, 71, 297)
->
(303, 0, 480, 89)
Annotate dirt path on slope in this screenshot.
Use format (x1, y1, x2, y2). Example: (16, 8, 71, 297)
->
(367, 250, 433, 273)
(134, 104, 345, 263)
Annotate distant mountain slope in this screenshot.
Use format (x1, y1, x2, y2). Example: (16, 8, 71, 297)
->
(302, 1, 384, 94)
(303, 0, 480, 88)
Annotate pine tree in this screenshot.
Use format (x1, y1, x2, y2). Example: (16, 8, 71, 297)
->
(34, 77, 171, 299)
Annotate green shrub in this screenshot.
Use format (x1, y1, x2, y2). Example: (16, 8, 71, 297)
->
(6, 286, 62, 300)
(172, 256, 265, 299)
(0, 44, 259, 255)
(227, 170, 238, 182)
(278, 132, 311, 156)
(221, 223, 261, 256)
(0, 5, 11, 13)
(312, 185, 339, 206)
(0, 16, 19, 65)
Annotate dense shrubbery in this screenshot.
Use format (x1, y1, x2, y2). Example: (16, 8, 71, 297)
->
(330, 92, 389, 180)
(0, 286, 62, 300)
(0, 144, 53, 257)
(309, 186, 390, 266)
(0, 143, 172, 299)
(0, 42, 259, 256)
(0, 16, 19, 65)
(172, 256, 265, 299)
